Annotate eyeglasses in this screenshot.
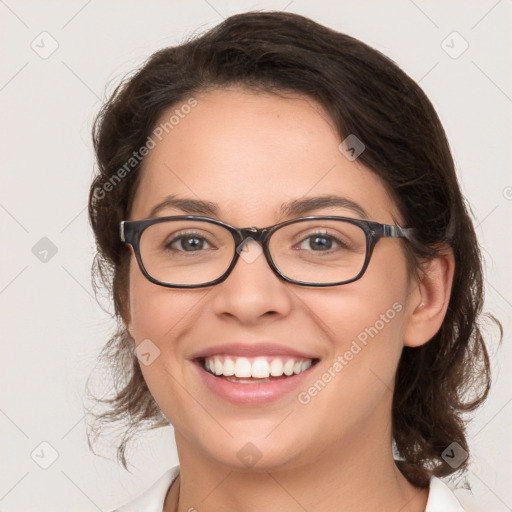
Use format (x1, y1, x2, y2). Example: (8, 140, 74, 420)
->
(120, 215, 415, 288)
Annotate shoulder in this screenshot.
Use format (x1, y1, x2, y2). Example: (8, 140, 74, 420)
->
(110, 465, 180, 512)
(425, 476, 465, 511)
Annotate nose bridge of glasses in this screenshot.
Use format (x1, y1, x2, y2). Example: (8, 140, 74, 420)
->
(233, 227, 270, 265)
(238, 227, 268, 244)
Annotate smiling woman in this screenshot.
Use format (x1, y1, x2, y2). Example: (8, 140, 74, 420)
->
(87, 11, 499, 512)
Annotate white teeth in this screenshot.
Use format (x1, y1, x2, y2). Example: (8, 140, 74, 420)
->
(223, 357, 235, 376)
(269, 359, 283, 376)
(214, 357, 223, 376)
(251, 358, 270, 378)
(302, 359, 312, 372)
(283, 359, 295, 376)
(203, 355, 314, 379)
(234, 357, 252, 378)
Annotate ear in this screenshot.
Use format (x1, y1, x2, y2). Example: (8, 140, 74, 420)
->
(403, 246, 455, 348)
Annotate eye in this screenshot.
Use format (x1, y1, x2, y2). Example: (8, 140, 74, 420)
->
(166, 231, 214, 252)
(296, 230, 350, 252)
(298, 234, 337, 251)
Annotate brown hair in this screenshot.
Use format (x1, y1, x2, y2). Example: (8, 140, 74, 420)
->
(87, 11, 499, 486)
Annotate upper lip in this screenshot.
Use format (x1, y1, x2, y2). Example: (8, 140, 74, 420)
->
(189, 342, 319, 360)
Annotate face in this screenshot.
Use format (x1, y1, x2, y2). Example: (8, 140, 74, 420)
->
(127, 88, 417, 472)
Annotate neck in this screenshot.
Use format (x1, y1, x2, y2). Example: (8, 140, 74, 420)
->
(164, 431, 428, 512)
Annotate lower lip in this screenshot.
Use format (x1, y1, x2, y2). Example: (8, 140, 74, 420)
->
(194, 361, 318, 405)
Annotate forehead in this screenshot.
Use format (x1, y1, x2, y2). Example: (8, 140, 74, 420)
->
(130, 88, 399, 224)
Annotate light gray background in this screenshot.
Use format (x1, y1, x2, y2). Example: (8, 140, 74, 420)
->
(1, 1, 510, 511)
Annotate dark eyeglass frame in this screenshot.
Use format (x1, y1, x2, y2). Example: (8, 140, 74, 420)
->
(120, 215, 415, 289)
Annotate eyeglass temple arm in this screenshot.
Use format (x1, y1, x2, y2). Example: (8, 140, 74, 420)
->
(381, 223, 415, 239)
(120, 221, 127, 243)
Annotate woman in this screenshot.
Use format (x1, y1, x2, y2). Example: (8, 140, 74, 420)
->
(88, 11, 496, 512)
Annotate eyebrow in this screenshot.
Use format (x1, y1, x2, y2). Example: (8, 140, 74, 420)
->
(148, 194, 368, 220)
(149, 195, 219, 217)
(278, 195, 368, 220)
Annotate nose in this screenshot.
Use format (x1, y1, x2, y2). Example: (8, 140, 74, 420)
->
(211, 238, 293, 324)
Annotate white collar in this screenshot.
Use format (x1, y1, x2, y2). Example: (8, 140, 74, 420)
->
(425, 476, 464, 511)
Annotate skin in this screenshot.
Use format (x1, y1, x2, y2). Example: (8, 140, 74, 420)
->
(126, 88, 454, 512)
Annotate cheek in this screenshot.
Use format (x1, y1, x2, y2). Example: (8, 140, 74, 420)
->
(126, 260, 196, 419)
(300, 244, 411, 403)
(128, 259, 191, 340)
(127, 257, 208, 380)
(303, 282, 407, 394)
(312, 243, 409, 345)
(284, 261, 409, 448)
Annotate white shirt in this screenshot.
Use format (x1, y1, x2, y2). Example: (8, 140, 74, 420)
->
(112, 464, 464, 512)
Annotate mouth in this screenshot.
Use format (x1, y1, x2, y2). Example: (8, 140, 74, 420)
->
(193, 354, 320, 404)
(197, 355, 320, 383)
